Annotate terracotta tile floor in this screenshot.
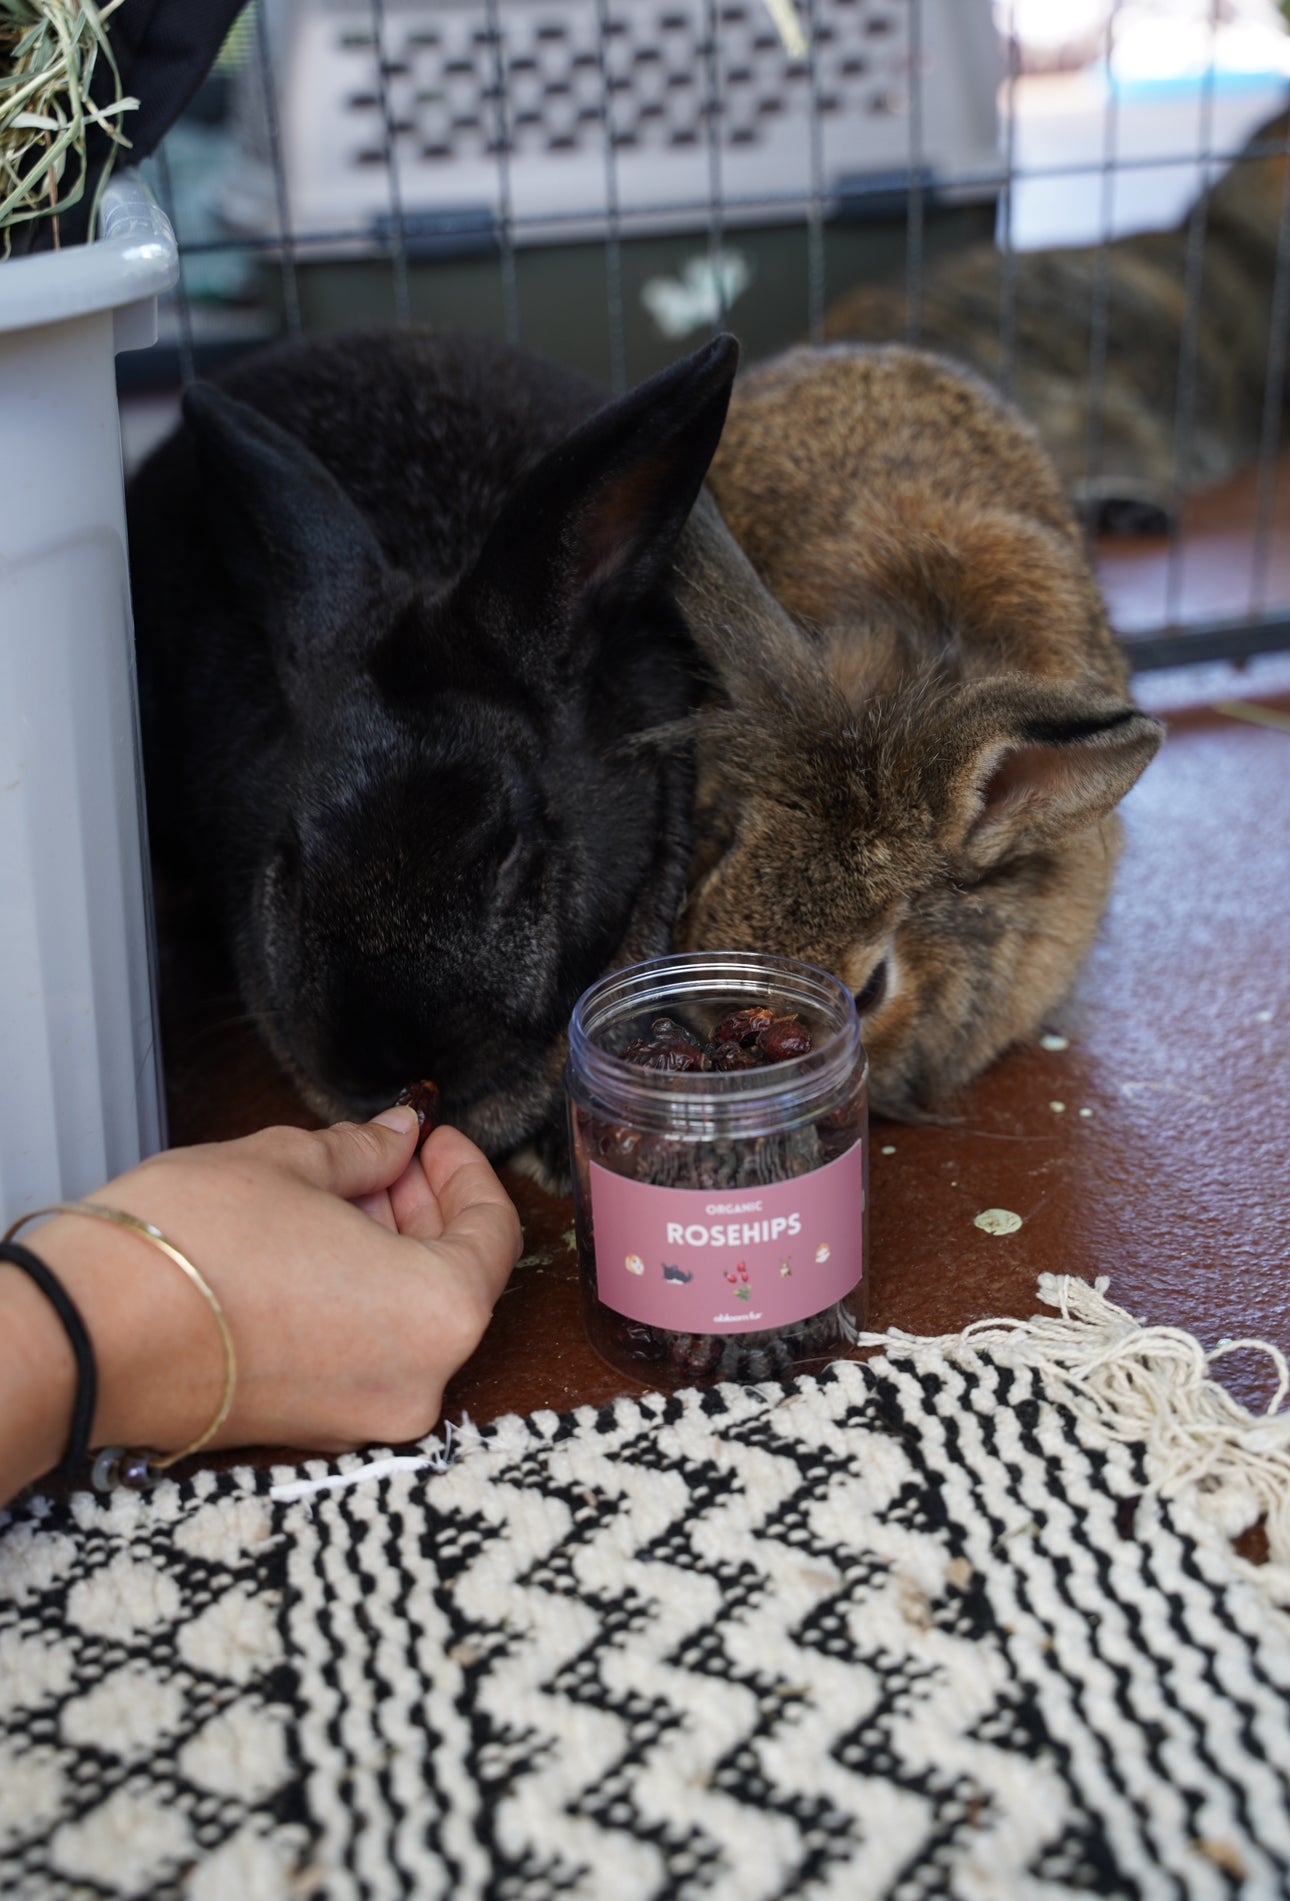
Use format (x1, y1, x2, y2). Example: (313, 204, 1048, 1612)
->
(158, 462, 1290, 1427)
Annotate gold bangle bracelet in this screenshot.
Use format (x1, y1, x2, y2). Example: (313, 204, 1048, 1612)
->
(3, 1200, 237, 1487)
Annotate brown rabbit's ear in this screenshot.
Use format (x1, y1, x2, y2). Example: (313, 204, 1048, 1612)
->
(672, 489, 823, 699)
(937, 681, 1164, 872)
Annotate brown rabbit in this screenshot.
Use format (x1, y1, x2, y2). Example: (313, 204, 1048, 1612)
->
(822, 107, 1290, 533)
(671, 343, 1164, 1119)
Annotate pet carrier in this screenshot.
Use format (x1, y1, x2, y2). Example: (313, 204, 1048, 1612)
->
(227, 0, 1000, 251)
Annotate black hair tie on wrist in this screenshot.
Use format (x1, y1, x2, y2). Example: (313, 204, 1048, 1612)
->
(1, 1240, 97, 1481)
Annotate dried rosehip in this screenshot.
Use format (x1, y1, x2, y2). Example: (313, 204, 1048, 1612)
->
(711, 1006, 776, 1047)
(597, 1122, 642, 1165)
(649, 1016, 702, 1048)
(702, 1039, 762, 1072)
(658, 1041, 706, 1072)
(671, 1333, 725, 1378)
(395, 1078, 440, 1151)
(760, 1015, 813, 1062)
(623, 1038, 704, 1072)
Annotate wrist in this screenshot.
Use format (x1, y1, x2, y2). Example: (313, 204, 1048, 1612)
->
(0, 1267, 78, 1495)
(23, 1210, 225, 1459)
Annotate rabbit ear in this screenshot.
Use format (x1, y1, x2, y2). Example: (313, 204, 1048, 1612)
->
(938, 681, 1164, 871)
(474, 335, 739, 649)
(672, 489, 823, 699)
(182, 382, 387, 669)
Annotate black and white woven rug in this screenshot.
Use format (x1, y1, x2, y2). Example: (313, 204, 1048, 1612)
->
(4, 1275, 1290, 1901)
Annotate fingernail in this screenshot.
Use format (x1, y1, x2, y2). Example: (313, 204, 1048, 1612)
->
(373, 1105, 418, 1133)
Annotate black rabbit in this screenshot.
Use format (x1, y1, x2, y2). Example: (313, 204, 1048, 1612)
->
(128, 329, 738, 1166)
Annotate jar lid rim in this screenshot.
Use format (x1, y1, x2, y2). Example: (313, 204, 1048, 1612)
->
(568, 951, 864, 1122)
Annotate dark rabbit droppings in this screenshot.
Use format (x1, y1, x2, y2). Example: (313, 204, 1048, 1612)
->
(395, 1078, 441, 1151)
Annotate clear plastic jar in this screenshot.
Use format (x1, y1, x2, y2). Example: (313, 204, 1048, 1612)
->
(566, 951, 869, 1388)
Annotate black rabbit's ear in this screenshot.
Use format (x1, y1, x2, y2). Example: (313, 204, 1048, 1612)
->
(935, 680, 1164, 871)
(182, 383, 386, 668)
(476, 334, 739, 648)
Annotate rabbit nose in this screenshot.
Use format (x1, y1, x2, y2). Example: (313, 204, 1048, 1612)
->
(311, 987, 512, 1112)
(281, 995, 423, 1112)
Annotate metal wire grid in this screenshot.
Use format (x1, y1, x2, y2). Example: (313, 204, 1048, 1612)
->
(152, 0, 1290, 672)
(163, 0, 984, 323)
(339, 2, 932, 202)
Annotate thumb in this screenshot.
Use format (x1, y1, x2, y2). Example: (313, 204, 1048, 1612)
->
(308, 1107, 421, 1199)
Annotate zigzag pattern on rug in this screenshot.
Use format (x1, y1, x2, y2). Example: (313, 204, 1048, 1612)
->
(2, 1278, 1289, 1900)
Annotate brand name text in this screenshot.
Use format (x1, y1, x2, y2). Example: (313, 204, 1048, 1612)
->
(665, 1215, 802, 1248)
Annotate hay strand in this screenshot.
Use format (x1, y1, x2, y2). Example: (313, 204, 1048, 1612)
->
(0, 0, 138, 256)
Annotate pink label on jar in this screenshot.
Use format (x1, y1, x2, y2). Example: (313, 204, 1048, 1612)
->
(588, 1142, 864, 1332)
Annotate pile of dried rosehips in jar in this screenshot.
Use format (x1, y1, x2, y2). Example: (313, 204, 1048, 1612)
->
(623, 1005, 813, 1073)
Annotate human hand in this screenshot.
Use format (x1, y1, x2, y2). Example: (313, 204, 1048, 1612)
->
(7, 1111, 522, 1492)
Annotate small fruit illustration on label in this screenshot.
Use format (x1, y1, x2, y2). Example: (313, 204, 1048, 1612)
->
(625, 1253, 645, 1277)
(725, 1259, 752, 1302)
(815, 1243, 831, 1264)
(779, 1258, 793, 1278)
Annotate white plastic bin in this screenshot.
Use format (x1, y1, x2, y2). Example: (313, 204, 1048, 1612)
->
(0, 174, 179, 1230)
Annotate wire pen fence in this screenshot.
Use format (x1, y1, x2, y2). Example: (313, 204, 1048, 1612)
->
(141, 0, 1290, 673)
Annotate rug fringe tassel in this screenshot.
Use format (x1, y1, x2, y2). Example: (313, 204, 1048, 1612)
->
(269, 1415, 481, 1504)
(854, 1275, 1290, 1586)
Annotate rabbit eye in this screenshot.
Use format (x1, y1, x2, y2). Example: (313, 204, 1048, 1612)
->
(855, 959, 888, 1016)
